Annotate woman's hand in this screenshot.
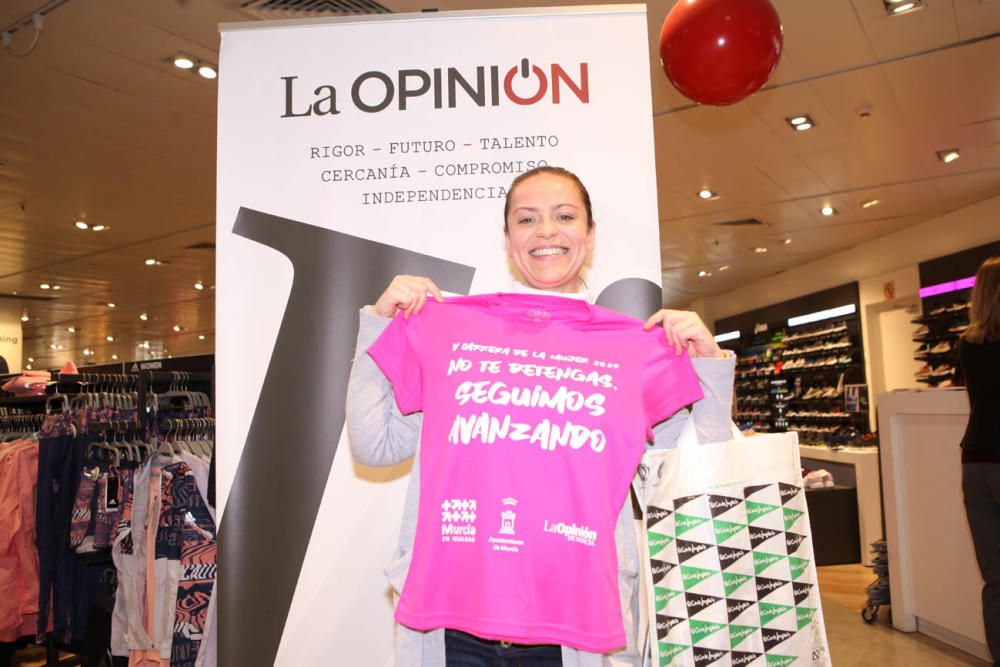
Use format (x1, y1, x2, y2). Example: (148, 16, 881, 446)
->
(373, 275, 443, 319)
(643, 309, 725, 358)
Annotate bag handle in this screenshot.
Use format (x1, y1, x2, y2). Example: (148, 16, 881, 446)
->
(675, 411, 745, 449)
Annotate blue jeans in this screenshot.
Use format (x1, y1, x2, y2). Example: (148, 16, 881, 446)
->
(445, 629, 562, 667)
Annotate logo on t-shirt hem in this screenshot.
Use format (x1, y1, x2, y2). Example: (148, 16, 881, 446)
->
(543, 519, 597, 547)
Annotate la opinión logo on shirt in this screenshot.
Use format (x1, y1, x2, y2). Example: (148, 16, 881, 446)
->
(543, 519, 597, 547)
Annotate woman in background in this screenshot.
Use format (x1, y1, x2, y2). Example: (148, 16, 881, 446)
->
(958, 255, 1000, 666)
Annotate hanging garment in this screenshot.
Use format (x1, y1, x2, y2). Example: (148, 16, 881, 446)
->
(0, 439, 41, 642)
(35, 420, 84, 642)
(367, 293, 703, 652)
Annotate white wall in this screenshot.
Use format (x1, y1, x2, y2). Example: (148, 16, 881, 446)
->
(0, 300, 23, 374)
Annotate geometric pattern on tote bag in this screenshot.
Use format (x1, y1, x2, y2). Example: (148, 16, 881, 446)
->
(647, 481, 821, 666)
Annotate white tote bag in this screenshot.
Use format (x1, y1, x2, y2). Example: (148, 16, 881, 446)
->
(635, 419, 831, 667)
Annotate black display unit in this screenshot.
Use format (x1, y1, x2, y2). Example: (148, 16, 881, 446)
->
(912, 240, 1000, 387)
(716, 283, 872, 447)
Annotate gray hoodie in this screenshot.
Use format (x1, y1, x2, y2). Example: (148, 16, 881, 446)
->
(347, 308, 736, 666)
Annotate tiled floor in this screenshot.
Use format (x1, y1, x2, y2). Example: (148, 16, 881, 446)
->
(9, 565, 992, 665)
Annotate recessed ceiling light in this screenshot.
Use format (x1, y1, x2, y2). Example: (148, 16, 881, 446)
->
(936, 148, 960, 164)
(861, 199, 880, 209)
(198, 334, 206, 341)
(194, 281, 204, 290)
(697, 189, 719, 200)
(91, 225, 106, 232)
(783, 238, 792, 245)
(719, 265, 730, 272)
(198, 65, 217, 80)
(50, 344, 56, 350)
(25, 364, 32, 370)
(20, 314, 29, 322)
(755, 247, 768, 254)
(82, 348, 92, 356)
(111, 354, 118, 360)
(106, 335, 115, 342)
(145, 258, 157, 266)
(786, 114, 815, 131)
(173, 54, 195, 69)
(75, 221, 89, 230)
(142, 341, 150, 349)
(39, 283, 50, 290)
(27, 357, 33, 363)
(884, 0, 923, 15)
(67, 326, 76, 333)
(698, 270, 708, 278)
(172, 325, 182, 332)
(107, 302, 116, 309)
(56, 344, 65, 350)
(821, 205, 837, 216)
(139, 313, 149, 321)
(51, 285, 61, 290)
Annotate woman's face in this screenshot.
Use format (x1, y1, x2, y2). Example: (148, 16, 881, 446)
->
(504, 173, 595, 293)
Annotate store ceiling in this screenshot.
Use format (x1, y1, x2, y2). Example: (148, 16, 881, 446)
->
(1, 0, 999, 369)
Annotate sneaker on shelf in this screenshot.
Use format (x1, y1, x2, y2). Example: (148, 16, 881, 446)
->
(929, 305, 947, 316)
(915, 365, 932, 377)
(803, 469, 835, 489)
(930, 341, 951, 354)
(837, 355, 852, 364)
(913, 325, 929, 337)
(937, 379, 955, 388)
(947, 302, 968, 312)
(948, 323, 970, 333)
(931, 365, 955, 377)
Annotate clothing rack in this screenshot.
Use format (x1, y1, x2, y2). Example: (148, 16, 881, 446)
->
(0, 366, 213, 667)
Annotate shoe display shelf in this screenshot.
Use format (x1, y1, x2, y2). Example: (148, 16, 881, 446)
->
(783, 319, 869, 446)
(734, 332, 786, 433)
(911, 296, 969, 388)
(733, 317, 871, 445)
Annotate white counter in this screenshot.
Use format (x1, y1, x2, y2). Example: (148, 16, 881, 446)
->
(877, 388, 989, 661)
(798, 445, 881, 565)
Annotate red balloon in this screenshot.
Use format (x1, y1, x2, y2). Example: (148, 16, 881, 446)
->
(659, 0, 783, 106)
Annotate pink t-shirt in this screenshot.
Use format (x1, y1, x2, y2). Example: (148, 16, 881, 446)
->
(368, 293, 703, 652)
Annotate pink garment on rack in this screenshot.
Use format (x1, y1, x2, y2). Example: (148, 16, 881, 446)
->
(1, 371, 50, 397)
(0, 440, 42, 642)
(368, 293, 703, 652)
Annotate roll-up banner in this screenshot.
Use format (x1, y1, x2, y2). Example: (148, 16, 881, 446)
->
(217, 6, 661, 664)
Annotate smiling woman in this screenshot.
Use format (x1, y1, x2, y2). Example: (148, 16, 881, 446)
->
(347, 165, 736, 666)
(503, 167, 596, 294)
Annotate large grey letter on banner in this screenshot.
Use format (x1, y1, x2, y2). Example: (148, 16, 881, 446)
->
(220, 208, 475, 666)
